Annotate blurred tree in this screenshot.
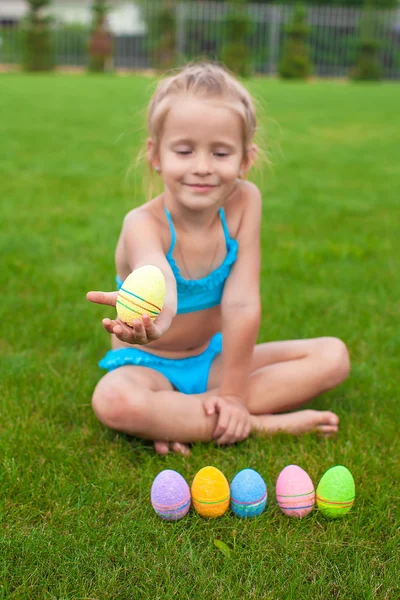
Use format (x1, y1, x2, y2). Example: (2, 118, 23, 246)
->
(220, 0, 254, 77)
(88, 0, 113, 72)
(138, 0, 177, 70)
(242, 0, 397, 6)
(278, 4, 314, 79)
(23, 0, 54, 71)
(349, 0, 382, 80)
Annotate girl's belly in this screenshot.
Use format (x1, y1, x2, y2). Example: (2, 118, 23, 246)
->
(111, 306, 222, 358)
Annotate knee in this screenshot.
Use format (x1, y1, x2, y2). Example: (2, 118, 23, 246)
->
(92, 377, 147, 433)
(315, 337, 351, 389)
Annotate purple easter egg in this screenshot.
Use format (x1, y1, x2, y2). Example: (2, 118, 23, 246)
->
(151, 469, 191, 521)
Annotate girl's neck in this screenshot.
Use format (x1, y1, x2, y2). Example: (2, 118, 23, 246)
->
(163, 193, 221, 234)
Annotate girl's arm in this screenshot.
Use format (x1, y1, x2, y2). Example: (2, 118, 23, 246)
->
(203, 183, 262, 445)
(87, 209, 177, 344)
(219, 182, 262, 400)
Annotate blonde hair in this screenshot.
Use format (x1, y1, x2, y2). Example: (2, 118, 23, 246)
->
(134, 60, 270, 201)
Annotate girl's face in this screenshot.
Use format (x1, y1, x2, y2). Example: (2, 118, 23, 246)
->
(151, 95, 250, 211)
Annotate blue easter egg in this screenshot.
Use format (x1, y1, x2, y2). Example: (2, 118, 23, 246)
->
(230, 468, 267, 518)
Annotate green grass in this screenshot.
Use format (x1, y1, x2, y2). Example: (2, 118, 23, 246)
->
(1, 73, 399, 599)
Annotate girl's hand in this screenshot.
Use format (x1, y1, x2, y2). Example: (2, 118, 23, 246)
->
(101, 314, 162, 345)
(86, 290, 171, 345)
(202, 395, 252, 445)
(86, 290, 119, 307)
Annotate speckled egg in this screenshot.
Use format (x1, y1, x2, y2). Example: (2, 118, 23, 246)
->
(151, 469, 191, 521)
(316, 465, 355, 518)
(230, 468, 267, 518)
(191, 466, 230, 518)
(276, 465, 315, 518)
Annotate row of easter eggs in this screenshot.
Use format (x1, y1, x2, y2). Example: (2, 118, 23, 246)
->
(151, 464, 355, 521)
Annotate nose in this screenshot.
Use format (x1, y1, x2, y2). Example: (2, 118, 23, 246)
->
(193, 153, 212, 176)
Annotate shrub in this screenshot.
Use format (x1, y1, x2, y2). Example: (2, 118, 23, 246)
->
(88, 0, 113, 73)
(349, 4, 382, 81)
(220, 1, 254, 77)
(22, 0, 54, 72)
(278, 4, 314, 80)
(137, 0, 177, 70)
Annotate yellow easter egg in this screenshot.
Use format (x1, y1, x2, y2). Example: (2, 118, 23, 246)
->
(116, 265, 166, 326)
(191, 466, 230, 518)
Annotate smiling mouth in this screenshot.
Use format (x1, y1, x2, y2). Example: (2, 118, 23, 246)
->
(185, 184, 216, 188)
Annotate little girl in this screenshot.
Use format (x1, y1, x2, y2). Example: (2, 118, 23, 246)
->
(87, 61, 350, 456)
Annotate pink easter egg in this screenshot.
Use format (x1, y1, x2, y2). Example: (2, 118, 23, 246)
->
(276, 465, 315, 518)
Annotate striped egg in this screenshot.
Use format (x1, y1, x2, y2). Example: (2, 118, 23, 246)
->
(116, 265, 166, 326)
(191, 466, 230, 518)
(276, 465, 315, 518)
(230, 468, 267, 518)
(151, 470, 191, 521)
(316, 465, 355, 518)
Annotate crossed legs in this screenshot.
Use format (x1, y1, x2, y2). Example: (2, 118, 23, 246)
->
(92, 336, 350, 454)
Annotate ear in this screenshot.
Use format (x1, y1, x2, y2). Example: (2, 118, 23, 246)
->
(146, 138, 160, 170)
(241, 144, 258, 175)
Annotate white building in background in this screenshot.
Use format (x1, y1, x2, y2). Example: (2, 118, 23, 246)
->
(0, 1, 146, 34)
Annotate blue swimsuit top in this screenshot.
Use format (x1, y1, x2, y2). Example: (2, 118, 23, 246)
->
(164, 206, 238, 314)
(116, 207, 238, 315)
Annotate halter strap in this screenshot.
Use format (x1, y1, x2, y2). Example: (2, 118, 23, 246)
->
(164, 206, 231, 256)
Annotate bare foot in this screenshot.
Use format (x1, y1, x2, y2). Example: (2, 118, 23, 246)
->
(252, 409, 339, 437)
(153, 441, 191, 456)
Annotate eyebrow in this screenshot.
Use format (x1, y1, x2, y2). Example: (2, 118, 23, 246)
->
(170, 138, 236, 150)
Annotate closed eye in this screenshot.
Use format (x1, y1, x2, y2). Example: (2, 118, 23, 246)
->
(176, 151, 229, 157)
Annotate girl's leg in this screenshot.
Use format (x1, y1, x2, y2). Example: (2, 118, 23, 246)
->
(207, 336, 350, 436)
(92, 365, 220, 450)
(92, 336, 350, 447)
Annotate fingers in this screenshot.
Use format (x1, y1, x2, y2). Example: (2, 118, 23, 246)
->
(102, 318, 146, 343)
(213, 408, 230, 441)
(130, 315, 161, 344)
(141, 314, 161, 341)
(102, 318, 117, 334)
(207, 398, 251, 445)
(101, 314, 161, 345)
(130, 319, 149, 344)
(234, 420, 252, 443)
(214, 415, 247, 446)
(213, 408, 252, 446)
(203, 396, 219, 417)
(86, 291, 119, 307)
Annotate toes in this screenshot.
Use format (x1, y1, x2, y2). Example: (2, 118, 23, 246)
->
(154, 441, 170, 455)
(317, 424, 339, 437)
(324, 412, 339, 426)
(171, 442, 191, 456)
(153, 441, 191, 455)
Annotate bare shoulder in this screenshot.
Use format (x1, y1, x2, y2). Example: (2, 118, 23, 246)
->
(115, 196, 170, 276)
(121, 197, 169, 249)
(224, 180, 262, 238)
(123, 197, 162, 230)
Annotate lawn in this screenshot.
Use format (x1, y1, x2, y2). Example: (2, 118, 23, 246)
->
(1, 72, 399, 599)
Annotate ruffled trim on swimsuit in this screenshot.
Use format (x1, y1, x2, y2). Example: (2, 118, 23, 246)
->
(167, 238, 238, 291)
(99, 333, 223, 371)
(99, 348, 203, 371)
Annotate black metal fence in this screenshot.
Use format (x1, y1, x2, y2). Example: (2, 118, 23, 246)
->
(1, 1, 400, 78)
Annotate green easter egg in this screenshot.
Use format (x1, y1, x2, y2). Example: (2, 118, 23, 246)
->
(316, 465, 355, 518)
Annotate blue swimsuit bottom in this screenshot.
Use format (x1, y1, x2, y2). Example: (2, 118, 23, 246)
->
(99, 332, 222, 395)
